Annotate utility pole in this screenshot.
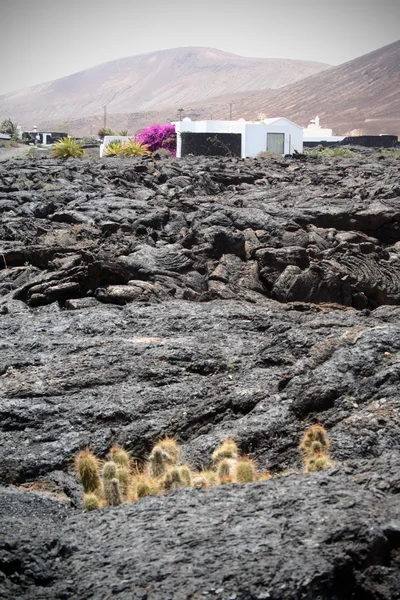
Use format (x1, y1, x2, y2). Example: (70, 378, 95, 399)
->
(177, 108, 184, 121)
(103, 106, 107, 129)
(229, 103, 233, 120)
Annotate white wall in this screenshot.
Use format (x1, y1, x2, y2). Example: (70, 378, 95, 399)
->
(303, 136, 345, 143)
(173, 120, 303, 158)
(174, 120, 247, 157)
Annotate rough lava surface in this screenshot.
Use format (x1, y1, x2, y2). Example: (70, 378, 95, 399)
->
(0, 151, 400, 599)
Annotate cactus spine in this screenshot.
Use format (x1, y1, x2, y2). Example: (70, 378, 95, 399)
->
(110, 445, 130, 468)
(102, 461, 122, 506)
(299, 425, 330, 458)
(105, 478, 122, 506)
(75, 450, 101, 493)
(117, 465, 130, 499)
(236, 459, 257, 483)
(156, 438, 180, 464)
(178, 465, 192, 487)
(163, 467, 184, 491)
(148, 446, 171, 478)
(212, 439, 239, 462)
(83, 493, 100, 511)
(299, 424, 333, 473)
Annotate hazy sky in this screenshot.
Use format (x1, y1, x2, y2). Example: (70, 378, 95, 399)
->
(0, 0, 399, 95)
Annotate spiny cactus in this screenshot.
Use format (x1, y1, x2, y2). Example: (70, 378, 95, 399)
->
(148, 446, 171, 478)
(217, 459, 235, 481)
(193, 469, 219, 488)
(178, 465, 192, 487)
(75, 425, 338, 510)
(300, 424, 333, 473)
(193, 475, 208, 488)
(102, 461, 118, 481)
(220, 476, 233, 485)
(236, 458, 257, 483)
(299, 425, 330, 458)
(212, 438, 239, 462)
(75, 450, 101, 493)
(201, 470, 219, 487)
(104, 477, 122, 506)
(305, 454, 333, 473)
(83, 493, 100, 511)
(135, 476, 159, 499)
(110, 445, 130, 468)
(117, 465, 130, 499)
(156, 438, 180, 464)
(163, 466, 185, 491)
(311, 441, 323, 455)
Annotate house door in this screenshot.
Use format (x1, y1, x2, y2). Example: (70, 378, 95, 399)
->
(267, 133, 285, 154)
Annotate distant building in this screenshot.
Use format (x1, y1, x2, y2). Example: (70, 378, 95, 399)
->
(303, 116, 345, 143)
(22, 131, 67, 145)
(173, 118, 303, 158)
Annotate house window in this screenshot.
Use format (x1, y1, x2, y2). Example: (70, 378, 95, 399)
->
(267, 133, 285, 154)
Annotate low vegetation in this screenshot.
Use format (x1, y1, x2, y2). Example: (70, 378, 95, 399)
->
(119, 139, 150, 157)
(304, 147, 356, 158)
(98, 127, 115, 140)
(52, 137, 85, 159)
(0, 117, 19, 141)
(256, 151, 281, 159)
(75, 426, 333, 511)
(378, 148, 400, 159)
(104, 140, 124, 157)
(299, 424, 333, 472)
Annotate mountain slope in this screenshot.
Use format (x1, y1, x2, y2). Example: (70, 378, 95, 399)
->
(0, 47, 329, 131)
(184, 40, 400, 135)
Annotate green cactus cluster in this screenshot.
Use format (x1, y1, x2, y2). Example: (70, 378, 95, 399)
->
(75, 426, 333, 511)
(299, 424, 333, 472)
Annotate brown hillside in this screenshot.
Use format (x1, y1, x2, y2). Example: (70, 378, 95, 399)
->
(181, 40, 400, 136)
(0, 46, 329, 133)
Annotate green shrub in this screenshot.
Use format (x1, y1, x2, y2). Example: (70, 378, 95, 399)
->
(304, 147, 355, 158)
(378, 148, 400, 158)
(98, 127, 115, 140)
(120, 140, 150, 157)
(0, 118, 18, 138)
(104, 140, 124, 157)
(52, 137, 85, 159)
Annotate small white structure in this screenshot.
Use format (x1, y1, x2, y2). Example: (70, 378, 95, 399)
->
(303, 116, 345, 143)
(100, 136, 130, 157)
(173, 118, 303, 158)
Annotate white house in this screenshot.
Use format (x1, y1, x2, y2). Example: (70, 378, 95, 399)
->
(303, 116, 345, 143)
(173, 117, 303, 158)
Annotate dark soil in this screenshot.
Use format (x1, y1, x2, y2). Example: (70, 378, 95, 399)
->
(1, 150, 400, 599)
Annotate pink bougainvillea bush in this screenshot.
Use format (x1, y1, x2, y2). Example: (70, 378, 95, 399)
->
(135, 124, 176, 155)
